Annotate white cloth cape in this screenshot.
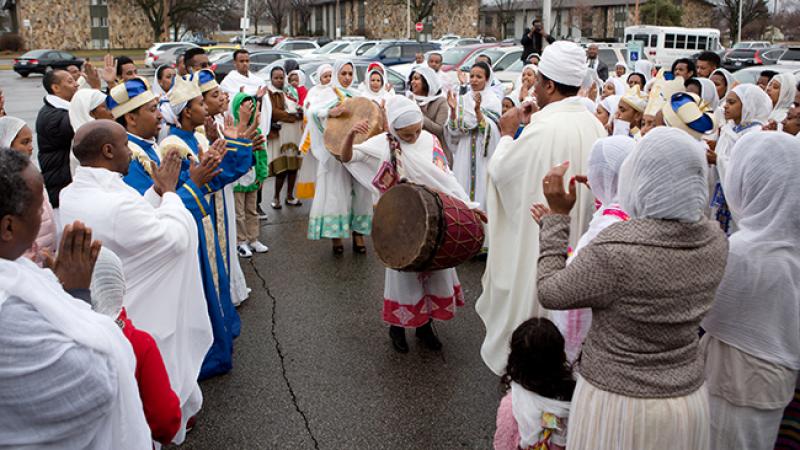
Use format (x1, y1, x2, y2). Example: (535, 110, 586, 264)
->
(58, 166, 213, 444)
(702, 131, 800, 370)
(476, 96, 606, 374)
(767, 73, 798, 122)
(0, 257, 151, 449)
(511, 382, 571, 448)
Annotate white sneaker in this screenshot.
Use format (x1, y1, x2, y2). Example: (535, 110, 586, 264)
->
(249, 240, 269, 253)
(237, 243, 253, 258)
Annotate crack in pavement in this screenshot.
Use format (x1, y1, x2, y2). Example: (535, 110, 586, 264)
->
(248, 259, 321, 450)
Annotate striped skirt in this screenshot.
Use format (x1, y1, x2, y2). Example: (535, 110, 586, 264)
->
(566, 376, 710, 450)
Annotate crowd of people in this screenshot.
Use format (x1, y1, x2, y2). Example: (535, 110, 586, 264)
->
(0, 27, 798, 449)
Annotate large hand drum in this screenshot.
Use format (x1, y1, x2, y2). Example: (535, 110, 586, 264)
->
(372, 183, 485, 272)
(324, 97, 384, 156)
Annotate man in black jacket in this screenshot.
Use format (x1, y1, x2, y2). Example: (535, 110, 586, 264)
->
(520, 19, 555, 62)
(36, 70, 77, 207)
(586, 44, 609, 81)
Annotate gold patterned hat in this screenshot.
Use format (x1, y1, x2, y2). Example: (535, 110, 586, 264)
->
(107, 77, 156, 119)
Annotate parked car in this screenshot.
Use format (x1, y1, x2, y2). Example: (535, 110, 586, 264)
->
(457, 44, 516, 71)
(732, 64, 800, 85)
(438, 43, 501, 72)
(327, 40, 379, 58)
(442, 38, 482, 49)
(145, 42, 198, 68)
(777, 47, 800, 65)
(13, 49, 83, 77)
(212, 50, 301, 82)
(311, 41, 352, 56)
(493, 46, 523, 72)
(266, 35, 286, 47)
(182, 34, 217, 46)
(732, 41, 772, 49)
(354, 41, 440, 66)
(721, 48, 784, 72)
(274, 39, 319, 56)
(203, 45, 242, 64)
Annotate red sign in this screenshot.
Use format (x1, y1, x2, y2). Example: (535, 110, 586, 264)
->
(415, 22, 424, 32)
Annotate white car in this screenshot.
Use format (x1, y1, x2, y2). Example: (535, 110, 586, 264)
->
(311, 41, 351, 56)
(274, 40, 320, 56)
(327, 41, 379, 59)
(144, 42, 198, 68)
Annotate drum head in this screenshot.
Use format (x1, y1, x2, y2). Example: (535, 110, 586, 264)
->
(323, 97, 384, 156)
(372, 184, 440, 270)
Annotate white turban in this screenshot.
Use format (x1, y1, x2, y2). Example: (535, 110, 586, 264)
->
(0, 116, 27, 148)
(68, 89, 108, 133)
(599, 95, 621, 119)
(538, 41, 586, 88)
(587, 135, 635, 206)
(386, 96, 423, 137)
(618, 127, 708, 222)
(89, 248, 126, 318)
(731, 84, 773, 126)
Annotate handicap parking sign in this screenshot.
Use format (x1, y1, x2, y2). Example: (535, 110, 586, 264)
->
(630, 51, 639, 61)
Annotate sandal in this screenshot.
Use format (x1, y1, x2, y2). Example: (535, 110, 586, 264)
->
(285, 198, 302, 207)
(352, 234, 367, 254)
(332, 240, 344, 256)
(270, 201, 282, 210)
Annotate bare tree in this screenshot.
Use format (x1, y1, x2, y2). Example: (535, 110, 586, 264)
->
(131, 0, 169, 41)
(717, 0, 769, 42)
(265, 0, 290, 34)
(249, 0, 271, 35)
(290, 0, 314, 35)
(492, 0, 519, 39)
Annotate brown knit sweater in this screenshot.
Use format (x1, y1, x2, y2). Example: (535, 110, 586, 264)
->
(537, 214, 728, 398)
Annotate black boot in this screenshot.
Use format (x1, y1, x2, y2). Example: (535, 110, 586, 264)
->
(389, 326, 409, 353)
(415, 320, 442, 351)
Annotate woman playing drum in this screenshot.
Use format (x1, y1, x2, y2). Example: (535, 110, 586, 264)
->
(306, 60, 373, 254)
(340, 95, 485, 353)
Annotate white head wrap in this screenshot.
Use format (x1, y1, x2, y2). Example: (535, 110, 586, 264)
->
(288, 69, 307, 87)
(731, 84, 773, 126)
(0, 116, 27, 148)
(618, 127, 708, 222)
(711, 68, 734, 97)
(579, 96, 596, 113)
(410, 65, 443, 106)
(316, 64, 334, 85)
(538, 41, 586, 87)
(604, 77, 628, 97)
(332, 59, 358, 93)
(634, 60, 654, 82)
(702, 131, 800, 370)
(386, 96, 423, 137)
(599, 95, 621, 119)
(767, 73, 798, 122)
(90, 248, 126, 318)
(152, 65, 173, 97)
(696, 78, 720, 111)
(587, 135, 635, 206)
(68, 89, 108, 133)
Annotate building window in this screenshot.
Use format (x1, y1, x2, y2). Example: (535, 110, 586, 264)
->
(612, 6, 626, 40)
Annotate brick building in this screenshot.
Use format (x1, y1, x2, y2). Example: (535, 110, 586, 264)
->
(481, 0, 716, 42)
(4, 0, 152, 50)
(292, 0, 481, 39)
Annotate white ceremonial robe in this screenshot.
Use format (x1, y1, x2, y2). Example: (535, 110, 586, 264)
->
(219, 69, 272, 135)
(59, 166, 213, 444)
(475, 96, 606, 375)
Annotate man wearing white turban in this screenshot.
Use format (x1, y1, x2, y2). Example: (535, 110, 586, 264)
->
(475, 41, 606, 375)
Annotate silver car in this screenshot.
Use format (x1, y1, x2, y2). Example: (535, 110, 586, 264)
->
(145, 42, 198, 68)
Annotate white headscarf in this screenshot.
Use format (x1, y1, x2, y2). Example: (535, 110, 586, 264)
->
(387, 95, 423, 136)
(90, 248, 126, 318)
(288, 69, 307, 88)
(304, 64, 334, 109)
(588, 135, 635, 206)
(767, 73, 798, 122)
(0, 116, 26, 148)
(696, 78, 720, 111)
(604, 77, 628, 97)
(634, 60, 654, 82)
(731, 84, 773, 127)
(703, 131, 800, 370)
(409, 65, 443, 107)
(711, 68, 734, 98)
(512, 64, 538, 102)
(599, 95, 621, 122)
(68, 89, 107, 133)
(315, 64, 333, 85)
(618, 127, 708, 222)
(332, 59, 358, 96)
(0, 257, 151, 449)
(152, 65, 173, 98)
(359, 62, 393, 102)
(612, 61, 629, 79)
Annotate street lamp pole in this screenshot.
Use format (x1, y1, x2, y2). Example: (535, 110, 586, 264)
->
(737, 0, 743, 44)
(407, 0, 411, 39)
(242, 0, 249, 44)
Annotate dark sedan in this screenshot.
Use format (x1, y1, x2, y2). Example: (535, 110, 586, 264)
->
(212, 50, 301, 82)
(13, 49, 83, 77)
(722, 48, 785, 72)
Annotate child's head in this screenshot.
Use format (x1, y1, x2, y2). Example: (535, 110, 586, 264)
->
(289, 72, 300, 88)
(90, 248, 126, 319)
(501, 318, 575, 401)
(502, 97, 515, 115)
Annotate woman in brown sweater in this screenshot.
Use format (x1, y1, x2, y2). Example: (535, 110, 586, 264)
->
(408, 66, 451, 166)
(531, 127, 728, 450)
(266, 65, 303, 209)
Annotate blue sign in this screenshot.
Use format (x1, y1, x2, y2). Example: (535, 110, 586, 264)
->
(630, 51, 639, 61)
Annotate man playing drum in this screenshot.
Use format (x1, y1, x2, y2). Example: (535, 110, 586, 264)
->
(340, 96, 485, 354)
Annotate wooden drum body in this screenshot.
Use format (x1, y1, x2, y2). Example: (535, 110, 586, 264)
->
(372, 183, 485, 272)
(323, 97, 384, 156)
